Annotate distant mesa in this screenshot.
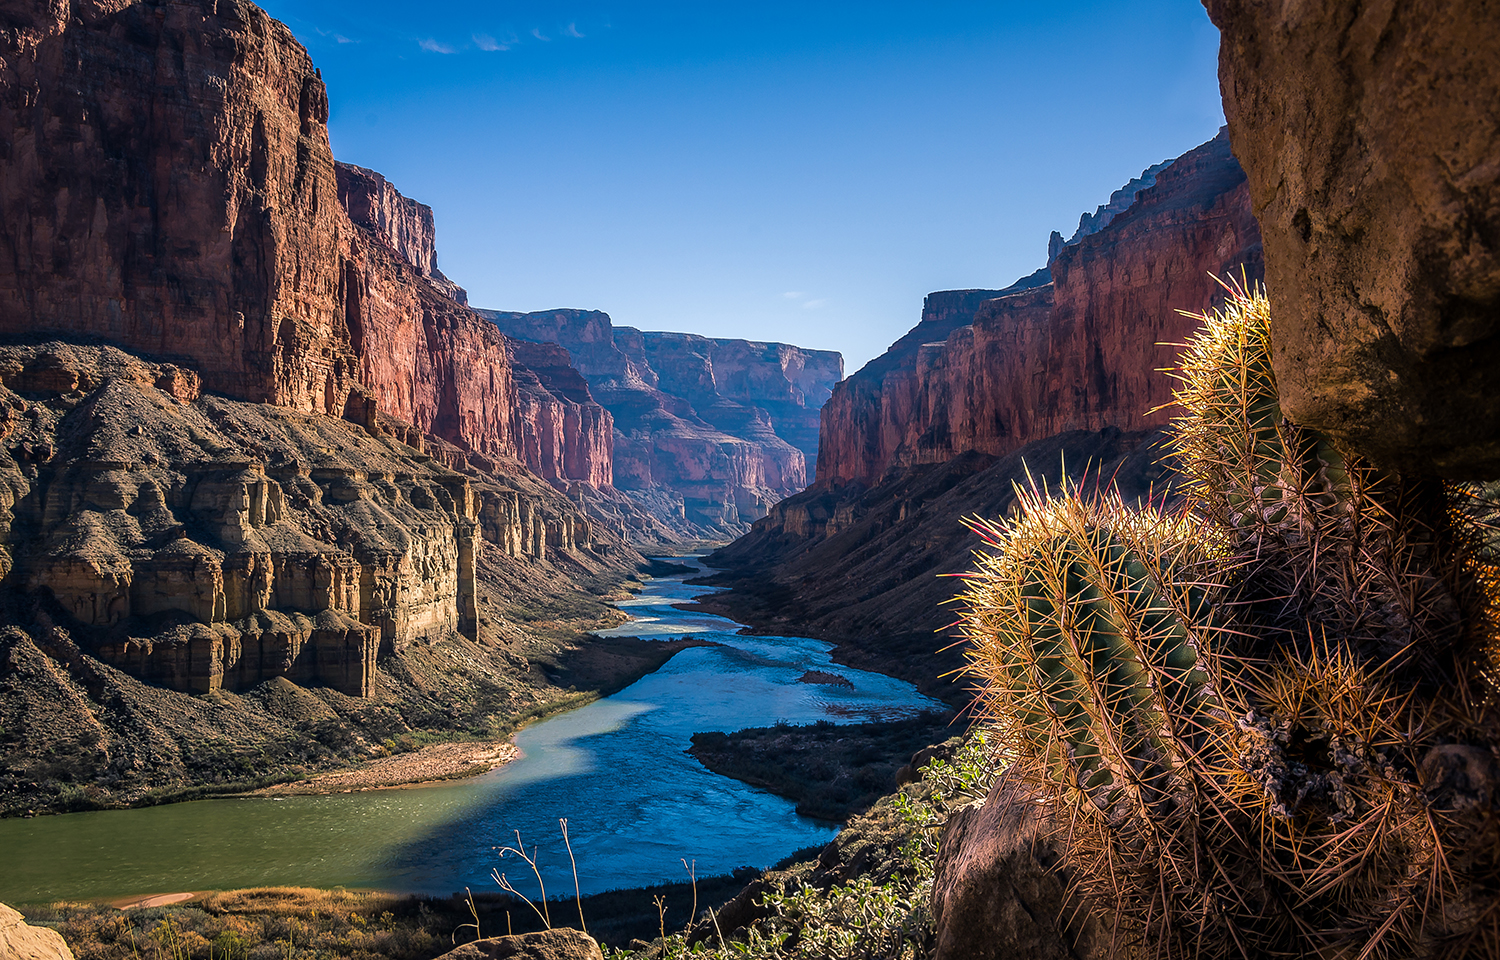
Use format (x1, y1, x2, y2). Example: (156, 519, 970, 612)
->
(480, 308, 842, 540)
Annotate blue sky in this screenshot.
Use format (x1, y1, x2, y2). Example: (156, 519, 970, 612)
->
(258, 1, 1226, 374)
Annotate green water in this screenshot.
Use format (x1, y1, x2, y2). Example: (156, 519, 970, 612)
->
(0, 559, 944, 904)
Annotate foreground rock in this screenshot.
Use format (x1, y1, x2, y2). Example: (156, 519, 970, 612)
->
(930, 782, 1107, 960)
(0, 903, 73, 960)
(438, 930, 603, 960)
(1206, 0, 1500, 477)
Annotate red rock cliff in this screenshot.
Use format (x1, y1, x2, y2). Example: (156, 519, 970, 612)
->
(815, 130, 1263, 487)
(507, 339, 614, 489)
(480, 309, 841, 536)
(336, 162, 468, 306)
(0, 0, 356, 412)
(0, 0, 615, 489)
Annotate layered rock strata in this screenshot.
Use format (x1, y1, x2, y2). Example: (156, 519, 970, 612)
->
(1206, 0, 1500, 478)
(0, 342, 614, 699)
(0, 0, 612, 493)
(336, 162, 468, 305)
(481, 309, 841, 537)
(507, 340, 613, 490)
(815, 130, 1262, 487)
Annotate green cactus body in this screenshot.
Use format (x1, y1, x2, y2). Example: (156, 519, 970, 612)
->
(962, 488, 1227, 824)
(1169, 286, 1359, 536)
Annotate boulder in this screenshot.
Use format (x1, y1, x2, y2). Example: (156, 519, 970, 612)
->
(0, 903, 73, 960)
(437, 929, 603, 960)
(1205, 0, 1500, 477)
(930, 781, 1109, 960)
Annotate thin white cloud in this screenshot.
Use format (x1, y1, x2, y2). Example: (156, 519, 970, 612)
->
(334, 34, 355, 44)
(531, 27, 551, 41)
(473, 33, 507, 51)
(419, 37, 456, 53)
(565, 22, 585, 38)
(803, 299, 829, 309)
(782, 291, 805, 300)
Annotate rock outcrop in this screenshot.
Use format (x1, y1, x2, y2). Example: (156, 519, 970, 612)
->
(930, 782, 1107, 960)
(0, 342, 494, 696)
(1205, 0, 1500, 478)
(815, 130, 1262, 488)
(481, 309, 841, 537)
(436, 930, 603, 960)
(0, 903, 73, 960)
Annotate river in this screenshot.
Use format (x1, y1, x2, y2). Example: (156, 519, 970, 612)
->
(0, 558, 944, 904)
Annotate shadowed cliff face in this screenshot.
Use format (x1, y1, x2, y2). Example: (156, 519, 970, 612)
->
(480, 309, 843, 539)
(1205, 0, 1500, 478)
(815, 130, 1262, 488)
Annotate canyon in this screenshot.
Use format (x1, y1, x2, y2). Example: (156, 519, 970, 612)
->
(0, 0, 736, 816)
(482, 309, 842, 538)
(701, 128, 1265, 701)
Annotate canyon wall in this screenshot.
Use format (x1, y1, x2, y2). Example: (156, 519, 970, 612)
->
(703, 130, 1264, 699)
(0, 0, 616, 492)
(815, 130, 1261, 487)
(0, 0, 639, 705)
(481, 309, 841, 537)
(1205, 0, 1500, 479)
(335, 162, 467, 305)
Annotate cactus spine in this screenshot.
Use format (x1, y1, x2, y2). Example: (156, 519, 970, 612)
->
(958, 283, 1489, 959)
(962, 487, 1228, 824)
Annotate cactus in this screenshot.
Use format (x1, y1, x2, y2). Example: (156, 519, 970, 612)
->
(960, 484, 1229, 820)
(956, 283, 1495, 959)
(1168, 281, 1465, 672)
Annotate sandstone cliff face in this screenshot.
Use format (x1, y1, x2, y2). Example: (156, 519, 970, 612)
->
(0, 0, 616, 494)
(815, 131, 1262, 487)
(507, 340, 613, 490)
(480, 309, 841, 537)
(0, 0, 356, 413)
(1205, 0, 1500, 478)
(335, 162, 466, 305)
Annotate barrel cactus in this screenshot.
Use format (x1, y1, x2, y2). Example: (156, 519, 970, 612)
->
(957, 283, 1497, 958)
(959, 484, 1230, 820)
(1168, 280, 1465, 673)
(957, 484, 1264, 958)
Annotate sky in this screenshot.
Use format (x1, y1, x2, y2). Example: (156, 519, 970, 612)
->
(258, 1, 1227, 375)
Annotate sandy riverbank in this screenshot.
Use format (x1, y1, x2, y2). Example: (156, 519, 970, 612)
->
(249, 740, 521, 795)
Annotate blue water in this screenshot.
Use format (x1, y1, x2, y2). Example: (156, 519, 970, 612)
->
(0, 558, 944, 903)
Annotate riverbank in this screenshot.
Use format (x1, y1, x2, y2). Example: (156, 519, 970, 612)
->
(686, 712, 956, 822)
(248, 740, 522, 795)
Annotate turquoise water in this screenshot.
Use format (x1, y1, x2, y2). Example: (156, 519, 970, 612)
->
(0, 559, 944, 903)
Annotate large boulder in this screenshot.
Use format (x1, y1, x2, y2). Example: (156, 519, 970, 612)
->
(0, 903, 73, 960)
(435, 929, 603, 960)
(1205, 0, 1500, 478)
(929, 782, 1109, 960)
